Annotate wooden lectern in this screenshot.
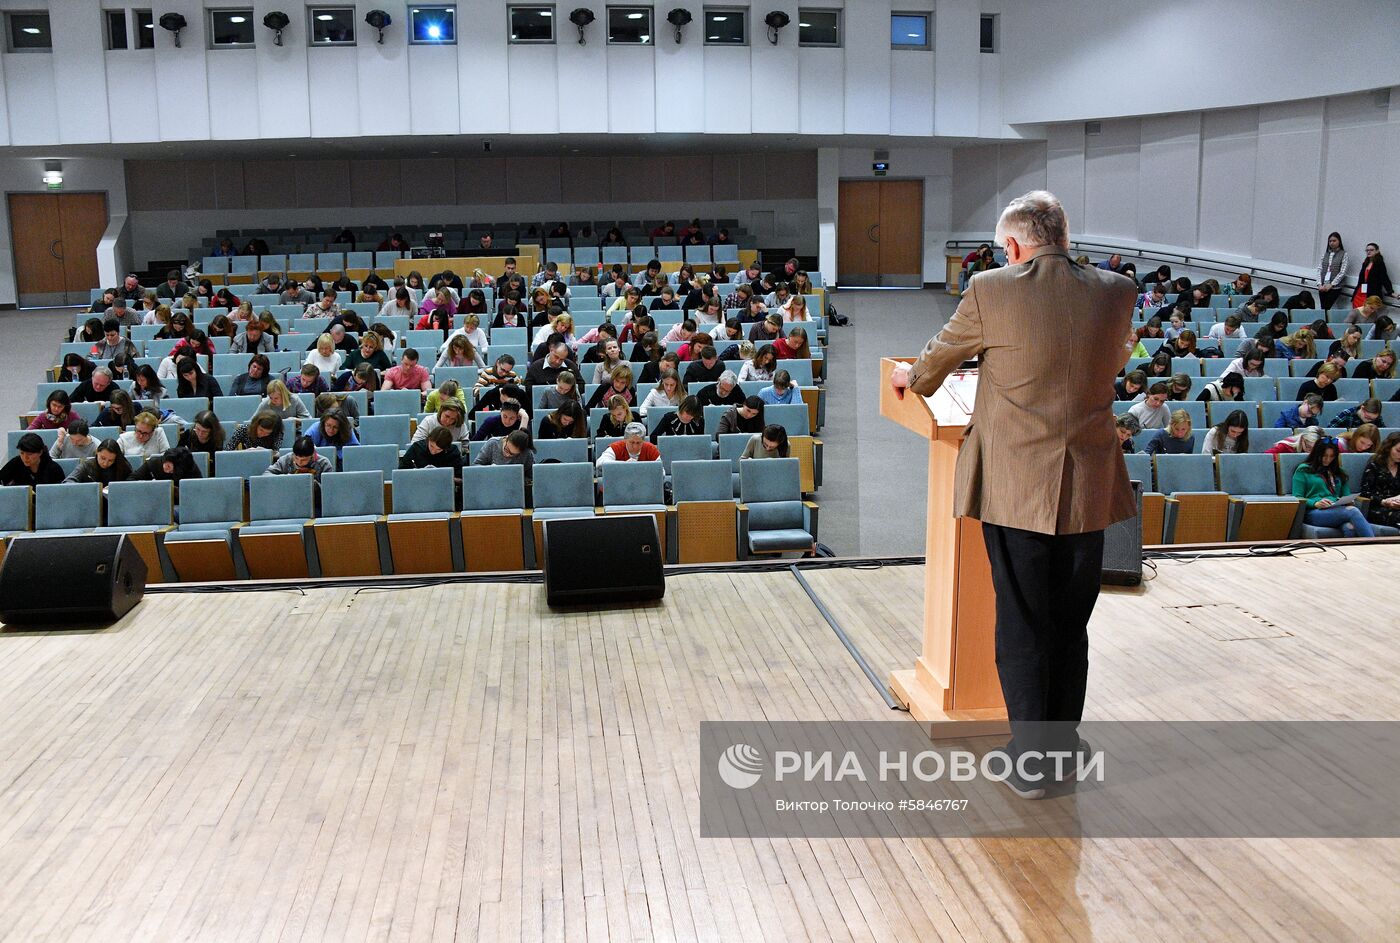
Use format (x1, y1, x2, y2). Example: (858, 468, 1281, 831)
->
(879, 357, 1010, 740)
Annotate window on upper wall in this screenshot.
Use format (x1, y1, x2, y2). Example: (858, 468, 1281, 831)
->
(208, 9, 255, 48)
(309, 7, 356, 45)
(134, 9, 155, 48)
(5, 11, 52, 52)
(509, 5, 555, 43)
(104, 9, 129, 50)
(890, 12, 929, 50)
(607, 7, 653, 44)
(703, 7, 746, 45)
(980, 14, 998, 53)
(797, 9, 840, 47)
(409, 5, 457, 44)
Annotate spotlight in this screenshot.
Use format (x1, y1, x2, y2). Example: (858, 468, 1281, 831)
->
(763, 10, 789, 45)
(262, 11, 290, 46)
(569, 7, 595, 44)
(666, 8, 692, 44)
(158, 12, 187, 47)
(364, 9, 392, 44)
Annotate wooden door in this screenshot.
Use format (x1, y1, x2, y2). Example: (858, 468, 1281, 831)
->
(837, 179, 924, 287)
(8, 192, 109, 307)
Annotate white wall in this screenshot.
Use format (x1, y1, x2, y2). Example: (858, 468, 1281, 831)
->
(999, 0, 1400, 125)
(0, 157, 128, 305)
(951, 87, 1400, 278)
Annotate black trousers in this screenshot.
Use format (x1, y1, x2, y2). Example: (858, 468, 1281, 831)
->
(1319, 288, 1344, 311)
(981, 523, 1105, 768)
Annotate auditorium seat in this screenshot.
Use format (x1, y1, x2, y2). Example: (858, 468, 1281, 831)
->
(357, 414, 412, 448)
(1216, 453, 1303, 541)
(372, 389, 423, 416)
(1155, 454, 1228, 543)
(600, 462, 668, 552)
(0, 486, 33, 564)
(238, 474, 316, 579)
(215, 448, 274, 478)
(94, 480, 175, 582)
(670, 460, 737, 563)
(534, 439, 589, 464)
(33, 482, 101, 536)
(386, 467, 461, 573)
(163, 477, 247, 581)
(738, 458, 816, 558)
(530, 462, 597, 560)
(459, 464, 527, 571)
(312, 471, 388, 577)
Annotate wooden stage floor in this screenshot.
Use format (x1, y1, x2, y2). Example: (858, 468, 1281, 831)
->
(1, 547, 1398, 941)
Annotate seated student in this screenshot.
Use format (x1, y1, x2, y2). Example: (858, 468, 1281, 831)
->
(472, 398, 530, 442)
(537, 372, 581, 412)
(303, 408, 358, 457)
(345, 331, 392, 373)
(737, 344, 778, 383)
(257, 380, 310, 423)
(175, 357, 223, 399)
(773, 326, 811, 361)
(586, 364, 637, 411)
(639, 368, 685, 415)
(1331, 398, 1385, 430)
(130, 446, 202, 499)
(474, 430, 535, 481)
(597, 396, 635, 439)
(475, 353, 521, 396)
(380, 348, 431, 393)
(177, 410, 225, 457)
(718, 396, 766, 437)
(649, 396, 704, 443)
(263, 433, 334, 480)
(72, 366, 118, 405)
(1297, 363, 1342, 402)
(1138, 283, 1168, 312)
(304, 334, 344, 378)
(1274, 393, 1326, 428)
(1220, 346, 1268, 380)
(226, 411, 286, 452)
(1114, 369, 1147, 401)
(589, 339, 629, 385)
(640, 350, 681, 386)
(741, 424, 791, 460)
(1275, 328, 1317, 361)
(28, 390, 78, 431)
(434, 334, 485, 370)
(524, 341, 581, 390)
(759, 370, 799, 406)
(1291, 437, 1375, 537)
(538, 400, 588, 440)
(230, 354, 273, 397)
(1359, 432, 1400, 528)
(1, 433, 65, 486)
(424, 379, 468, 415)
(399, 425, 465, 478)
(596, 423, 660, 465)
(748, 313, 784, 346)
(697, 371, 745, 408)
(682, 342, 725, 385)
(118, 411, 171, 463)
(1115, 414, 1141, 453)
(1304, 350, 1350, 379)
(649, 286, 681, 311)
(1128, 382, 1172, 429)
(1336, 424, 1379, 454)
(284, 360, 327, 394)
(1197, 372, 1244, 403)
(1344, 295, 1386, 327)
(93, 390, 138, 431)
(1143, 409, 1196, 456)
(65, 438, 133, 485)
(412, 401, 470, 446)
(1207, 314, 1247, 345)
(229, 317, 277, 354)
(49, 421, 98, 462)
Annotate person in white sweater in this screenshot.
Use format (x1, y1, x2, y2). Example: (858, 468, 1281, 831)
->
(304, 333, 344, 376)
(639, 369, 685, 416)
(117, 411, 171, 463)
(1126, 383, 1172, 430)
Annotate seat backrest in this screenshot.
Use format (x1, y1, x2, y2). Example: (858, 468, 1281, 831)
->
(601, 462, 664, 507)
(340, 443, 400, 474)
(489, 326, 527, 346)
(534, 438, 589, 464)
(34, 482, 101, 531)
(739, 457, 801, 503)
(213, 353, 253, 375)
(179, 477, 244, 525)
(532, 462, 595, 509)
(357, 414, 411, 447)
(1260, 401, 1295, 428)
(432, 366, 477, 389)
(658, 434, 714, 470)
(776, 360, 814, 385)
(1289, 359, 1322, 378)
(0, 485, 32, 532)
(106, 480, 174, 527)
(248, 473, 314, 522)
(672, 459, 733, 502)
(1276, 376, 1307, 400)
(1216, 453, 1279, 495)
(321, 470, 384, 517)
(215, 448, 273, 478)
(211, 394, 263, 422)
(1339, 452, 1372, 486)
(1278, 452, 1310, 491)
(1333, 378, 1370, 401)
(1319, 400, 1361, 426)
(1242, 377, 1277, 402)
(1122, 452, 1153, 489)
(763, 403, 810, 436)
(747, 499, 805, 531)
(373, 389, 423, 416)
(1154, 454, 1218, 493)
(389, 466, 455, 513)
(461, 464, 526, 511)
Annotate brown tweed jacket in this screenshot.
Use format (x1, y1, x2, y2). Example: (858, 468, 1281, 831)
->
(907, 247, 1138, 535)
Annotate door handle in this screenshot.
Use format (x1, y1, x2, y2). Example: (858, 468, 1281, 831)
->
(867, 224, 880, 244)
(49, 239, 63, 260)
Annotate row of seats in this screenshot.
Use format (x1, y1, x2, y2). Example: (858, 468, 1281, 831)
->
(1115, 399, 1395, 431)
(1129, 352, 1396, 377)
(1137, 306, 1374, 325)
(0, 459, 817, 582)
(544, 245, 741, 268)
(1123, 452, 1399, 544)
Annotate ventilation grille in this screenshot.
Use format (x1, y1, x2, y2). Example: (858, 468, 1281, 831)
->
(1085, 121, 1102, 136)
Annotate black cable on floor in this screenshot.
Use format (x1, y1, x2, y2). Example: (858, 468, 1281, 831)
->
(787, 565, 907, 712)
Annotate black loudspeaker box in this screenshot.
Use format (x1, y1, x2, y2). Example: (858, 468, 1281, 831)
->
(0, 533, 148, 625)
(1101, 479, 1144, 587)
(541, 515, 665, 607)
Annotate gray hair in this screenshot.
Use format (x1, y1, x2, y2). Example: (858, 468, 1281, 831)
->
(997, 190, 1069, 249)
(718, 370, 738, 386)
(624, 421, 647, 439)
(93, 366, 113, 380)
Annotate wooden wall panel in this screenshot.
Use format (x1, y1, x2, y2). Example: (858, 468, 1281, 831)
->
(506, 156, 562, 203)
(663, 156, 714, 202)
(295, 160, 351, 208)
(560, 156, 612, 203)
(243, 160, 297, 209)
(455, 157, 507, 204)
(350, 160, 401, 206)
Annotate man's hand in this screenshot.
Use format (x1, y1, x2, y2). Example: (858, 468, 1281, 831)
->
(890, 363, 912, 400)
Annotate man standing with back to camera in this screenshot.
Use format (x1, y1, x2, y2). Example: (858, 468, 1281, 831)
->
(890, 191, 1138, 799)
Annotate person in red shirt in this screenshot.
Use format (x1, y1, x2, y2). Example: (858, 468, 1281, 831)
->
(773, 327, 810, 360)
(596, 423, 661, 465)
(381, 348, 432, 393)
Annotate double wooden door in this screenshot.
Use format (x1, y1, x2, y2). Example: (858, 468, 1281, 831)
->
(8, 192, 109, 307)
(837, 179, 924, 287)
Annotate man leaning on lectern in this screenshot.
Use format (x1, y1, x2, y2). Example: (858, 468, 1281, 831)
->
(890, 191, 1138, 799)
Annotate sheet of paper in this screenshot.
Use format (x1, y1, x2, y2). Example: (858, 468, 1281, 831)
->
(922, 369, 978, 426)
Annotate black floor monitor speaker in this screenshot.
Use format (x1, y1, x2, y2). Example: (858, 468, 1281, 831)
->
(1101, 479, 1144, 587)
(541, 515, 665, 607)
(0, 533, 148, 625)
